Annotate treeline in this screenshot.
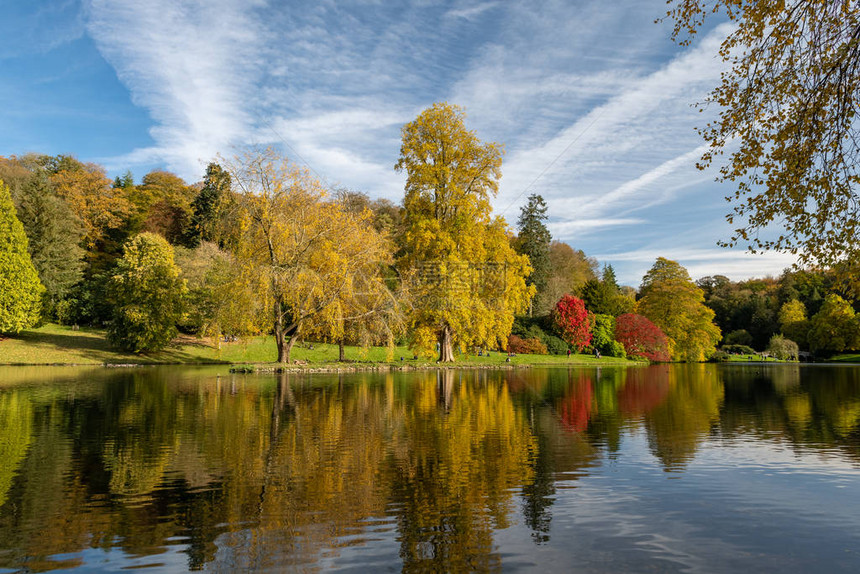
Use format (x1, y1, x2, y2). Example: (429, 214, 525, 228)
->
(1, 102, 858, 362)
(698, 270, 860, 357)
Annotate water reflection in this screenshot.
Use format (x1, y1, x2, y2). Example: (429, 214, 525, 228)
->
(0, 364, 858, 572)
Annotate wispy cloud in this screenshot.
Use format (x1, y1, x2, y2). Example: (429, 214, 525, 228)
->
(73, 0, 797, 282)
(85, 0, 268, 177)
(445, 1, 500, 21)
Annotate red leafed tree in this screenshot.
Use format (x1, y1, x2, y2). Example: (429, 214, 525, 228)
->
(614, 313, 670, 362)
(552, 295, 592, 352)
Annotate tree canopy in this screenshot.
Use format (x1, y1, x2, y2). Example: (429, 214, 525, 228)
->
(666, 0, 860, 267)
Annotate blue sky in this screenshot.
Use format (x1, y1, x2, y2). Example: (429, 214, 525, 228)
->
(0, 0, 799, 286)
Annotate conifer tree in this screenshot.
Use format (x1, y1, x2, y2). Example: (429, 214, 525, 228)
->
(0, 180, 44, 333)
(515, 194, 551, 315)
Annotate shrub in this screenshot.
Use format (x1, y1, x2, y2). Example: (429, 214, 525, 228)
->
(768, 334, 799, 361)
(543, 335, 570, 355)
(607, 340, 627, 358)
(708, 350, 730, 362)
(507, 334, 548, 355)
(614, 313, 670, 362)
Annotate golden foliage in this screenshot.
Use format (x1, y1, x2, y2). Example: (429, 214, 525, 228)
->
(665, 0, 860, 267)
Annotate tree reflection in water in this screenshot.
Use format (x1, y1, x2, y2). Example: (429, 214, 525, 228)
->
(0, 364, 858, 571)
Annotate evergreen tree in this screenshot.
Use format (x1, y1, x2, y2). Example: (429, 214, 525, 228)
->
(188, 163, 232, 247)
(13, 172, 85, 315)
(0, 180, 44, 333)
(515, 194, 551, 315)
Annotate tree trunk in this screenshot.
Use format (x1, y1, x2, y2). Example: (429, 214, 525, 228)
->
(339, 341, 345, 362)
(438, 324, 455, 362)
(275, 324, 288, 364)
(284, 332, 299, 364)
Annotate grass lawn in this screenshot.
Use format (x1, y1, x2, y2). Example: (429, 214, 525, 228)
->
(827, 353, 860, 363)
(723, 353, 788, 363)
(0, 323, 638, 367)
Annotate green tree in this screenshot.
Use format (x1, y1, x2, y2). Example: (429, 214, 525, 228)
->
(12, 172, 86, 316)
(0, 180, 44, 333)
(515, 194, 551, 316)
(395, 102, 533, 361)
(107, 232, 187, 352)
(580, 265, 633, 317)
(188, 163, 234, 248)
(636, 257, 721, 362)
(807, 294, 860, 354)
(666, 0, 860, 268)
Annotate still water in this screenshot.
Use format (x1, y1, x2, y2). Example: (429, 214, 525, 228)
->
(0, 364, 859, 572)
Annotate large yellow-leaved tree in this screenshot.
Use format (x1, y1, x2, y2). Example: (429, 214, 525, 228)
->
(395, 103, 533, 362)
(228, 148, 393, 363)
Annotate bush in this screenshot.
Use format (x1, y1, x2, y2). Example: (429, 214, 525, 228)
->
(607, 340, 627, 358)
(768, 334, 799, 361)
(708, 350, 730, 362)
(507, 334, 548, 355)
(722, 344, 756, 355)
(543, 335, 570, 355)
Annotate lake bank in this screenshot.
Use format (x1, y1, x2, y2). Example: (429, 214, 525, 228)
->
(0, 323, 637, 369)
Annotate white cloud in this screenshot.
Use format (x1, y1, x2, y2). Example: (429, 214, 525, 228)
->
(85, 0, 268, 180)
(445, 1, 500, 21)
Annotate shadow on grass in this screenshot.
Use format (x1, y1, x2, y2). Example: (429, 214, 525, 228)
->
(9, 328, 230, 365)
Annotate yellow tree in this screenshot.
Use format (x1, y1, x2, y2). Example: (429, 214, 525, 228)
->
(303, 195, 405, 362)
(636, 257, 721, 362)
(49, 159, 132, 249)
(395, 103, 533, 362)
(228, 148, 391, 363)
(665, 1, 860, 268)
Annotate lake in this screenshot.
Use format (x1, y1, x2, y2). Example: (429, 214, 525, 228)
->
(0, 364, 859, 572)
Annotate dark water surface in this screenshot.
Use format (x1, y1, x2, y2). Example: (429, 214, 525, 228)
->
(0, 364, 859, 572)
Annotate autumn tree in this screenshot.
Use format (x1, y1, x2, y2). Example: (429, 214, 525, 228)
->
(0, 180, 44, 333)
(302, 194, 404, 362)
(228, 148, 388, 363)
(107, 233, 187, 352)
(395, 102, 533, 361)
(778, 299, 810, 349)
(515, 194, 552, 315)
(665, 0, 860, 267)
(551, 295, 591, 352)
(48, 157, 133, 251)
(542, 241, 597, 315)
(636, 257, 721, 361)
(174, 242, 260, 344)
(614, 313, 671, 362)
